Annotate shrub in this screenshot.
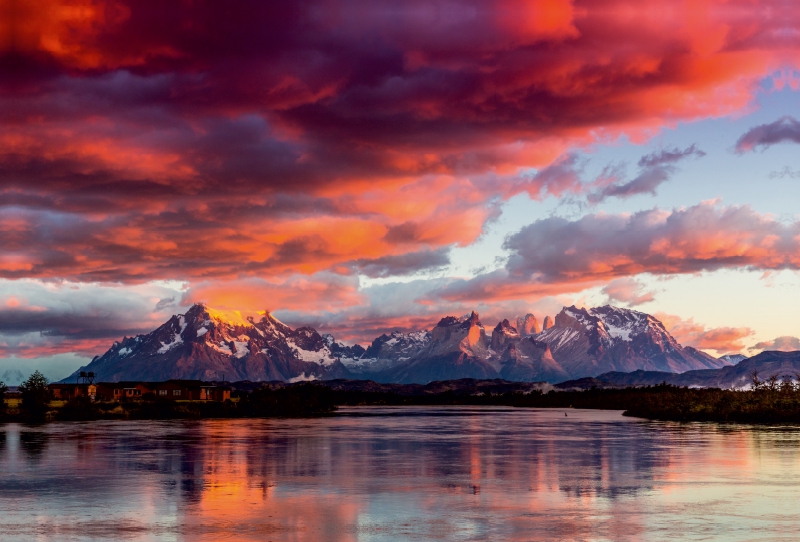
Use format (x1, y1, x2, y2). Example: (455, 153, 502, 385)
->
(239, 384, 338, 417)
(57, 396, 102, 421)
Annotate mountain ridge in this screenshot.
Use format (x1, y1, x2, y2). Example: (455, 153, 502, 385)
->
(65, 303, 736, 384)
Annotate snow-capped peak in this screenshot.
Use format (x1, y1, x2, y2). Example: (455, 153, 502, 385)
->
(553, 305, 677, 348)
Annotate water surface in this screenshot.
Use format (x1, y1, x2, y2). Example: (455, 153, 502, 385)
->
(2, 407, 800, 541)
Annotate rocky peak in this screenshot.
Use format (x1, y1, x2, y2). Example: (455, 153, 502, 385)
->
(253, 311, 292, 337)
(432, 311, 481, 342)
(363, 330, 431, 361)
(554, 306, 593, 331)
(288, 326, 327, 351)
(542, 315, 554, 330)
(493, 319, 517, 333)
(491, 319, 520, 351)
(460, 311, 482, 329)
(516, 313, 541, 336)
(436, 316, 461, 328)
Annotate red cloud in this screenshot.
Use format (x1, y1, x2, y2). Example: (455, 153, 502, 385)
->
(2, 1, 799, 285)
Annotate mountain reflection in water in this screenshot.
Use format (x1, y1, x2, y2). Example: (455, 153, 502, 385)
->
(2, 407, 800, 541)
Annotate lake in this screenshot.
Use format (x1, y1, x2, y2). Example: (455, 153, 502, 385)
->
(2, 406, 800, 541)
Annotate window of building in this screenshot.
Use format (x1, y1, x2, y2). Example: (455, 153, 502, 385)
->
(159, 389, 167, 396)
(173, 389, 182, 396)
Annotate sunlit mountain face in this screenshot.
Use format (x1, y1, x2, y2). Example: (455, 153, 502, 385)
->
(2, 1, 800, 380)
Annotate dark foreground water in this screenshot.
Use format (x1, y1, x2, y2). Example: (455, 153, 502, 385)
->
(2, 407, 800, 541)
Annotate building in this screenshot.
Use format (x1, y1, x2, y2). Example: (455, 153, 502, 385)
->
(150, 380, 231, 401)
(50, 383, 97, 400)
(94, 382, 153, 401)
(53, 380, 231, 402)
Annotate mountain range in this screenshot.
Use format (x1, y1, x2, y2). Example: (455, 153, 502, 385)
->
(583, 350, 800, 389)
(65, 303, 733, 384)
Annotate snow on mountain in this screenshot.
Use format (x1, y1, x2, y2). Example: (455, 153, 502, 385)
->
(64, 302, 739, 386)
(719, 354, 748, 364)
(346, 329, 433, 374)
(64, 304, 355, 383)
(536, 305, 729, 376)
(379, 312, 570, 384)
(379, 305, 731, 384)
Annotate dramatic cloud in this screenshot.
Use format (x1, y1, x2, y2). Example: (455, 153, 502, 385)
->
(0, 280, 184, 358)
(589, 145, 706, 203)
(735, 116, 800, 153)
(601, 278, 656, 307)
(348, 248, 450, 278)
(519, 154, 585, 200)
(432, 201, 800, 302)
(275, 279, 572, 345)
(2, 0, 798, 284)
(181, 273, 363, 315)
(505, 201, 795, 282)
(3, 1, 800, 363)
(154, 297, 176, 311)
(749, 336, 800, 352)
(656, 313, 754, 355)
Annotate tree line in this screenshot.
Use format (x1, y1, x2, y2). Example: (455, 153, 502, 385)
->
(6, 369, 800, 423)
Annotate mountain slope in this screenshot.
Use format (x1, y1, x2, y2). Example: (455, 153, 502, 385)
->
(537, 306, 728, 377)
(378, 305, 731, 384)
(380, 312, 499, 383)
(342, 330, 432, 374)
(378, 313, 571, 384)
(64, 302, 738, 386)
(595, 351, 800, 389)
(64, 304, 353, 382)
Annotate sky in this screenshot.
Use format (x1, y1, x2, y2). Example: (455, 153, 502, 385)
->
(2, 0, 800, 381)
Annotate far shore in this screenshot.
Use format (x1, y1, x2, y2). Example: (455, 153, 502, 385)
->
(5, 378, 800, 424)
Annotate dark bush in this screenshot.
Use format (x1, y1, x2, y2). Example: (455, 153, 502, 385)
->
(57, 396, 102, 421)
(239, 384, 338, 417)
(18, 370, 51, 422)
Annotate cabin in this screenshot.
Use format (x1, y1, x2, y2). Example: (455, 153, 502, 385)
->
(150, 380, 231, 401)
(50, 383, 97, 400)
(94, 382, 153, 401)
(54, 380, 231, 402)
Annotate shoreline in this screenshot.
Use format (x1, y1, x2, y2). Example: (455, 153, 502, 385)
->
(7, 381, 800, 424)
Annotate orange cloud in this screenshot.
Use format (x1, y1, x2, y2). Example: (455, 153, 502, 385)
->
(183, 274, 364, 315)
(1, 0, 799, 361)
(656, 312, 753, 355)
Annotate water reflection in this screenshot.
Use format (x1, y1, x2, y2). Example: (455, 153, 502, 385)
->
(1, 408, 800, 540)
(19, 430, 49, 462)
